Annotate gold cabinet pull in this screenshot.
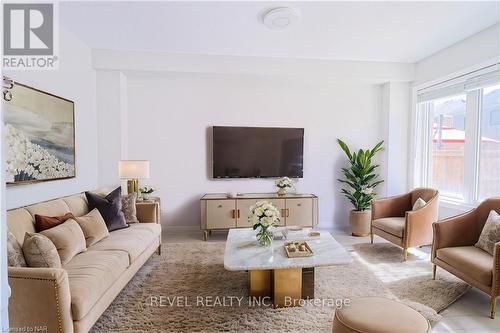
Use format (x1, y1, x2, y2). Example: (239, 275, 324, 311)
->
(281, 209, 286, 217)
(237, 209, 241, 219)
(231, 209, 236, 219)
(297, 203, 302, 206)
(286, 209, 290, 217)
(218, 204, 222, 208)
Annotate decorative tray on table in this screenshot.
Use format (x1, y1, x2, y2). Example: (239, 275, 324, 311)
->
(284, 241, 314, 258)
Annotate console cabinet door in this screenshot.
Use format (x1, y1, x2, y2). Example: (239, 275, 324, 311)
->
(236, 198, 286, 228)
(206, 200, 236, 229)
(285, 198, 313, 227)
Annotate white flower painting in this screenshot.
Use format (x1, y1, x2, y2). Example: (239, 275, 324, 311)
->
(3, 83, 75, 185)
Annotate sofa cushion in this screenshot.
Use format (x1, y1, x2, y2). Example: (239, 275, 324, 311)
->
(436, 246, 493, 286)
(41, 219, 87, 265)
(62, 194, 89, 217)
(34, 212, 75, 232)
(64, 250, 129, 320)
(475, 210, 500, 255)
(412, 198, 426, 211)
(7, 208, 35, 246)
(7, 231, 27, 267)
(74, 209, 110, 247)
(372, 217, 405, 238)
(87, 223, 160, 263)
(25, 199, 71, 218)
(85, 187, 129, 232)
(22, 232, 61, 268)
(122, 193, 139, 224)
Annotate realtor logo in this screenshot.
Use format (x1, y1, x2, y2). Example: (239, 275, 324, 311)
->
(3, 2, 59, 69)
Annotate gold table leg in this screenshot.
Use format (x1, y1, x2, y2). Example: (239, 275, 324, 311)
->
(273, 268, 302, 307)
(249, 270, 271, 297)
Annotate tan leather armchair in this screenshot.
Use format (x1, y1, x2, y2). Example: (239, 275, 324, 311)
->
(432, 198, 500, 319)
(371, 188, 439, 260)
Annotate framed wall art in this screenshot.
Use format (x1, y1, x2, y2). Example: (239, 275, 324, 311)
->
(3, 80, 75, 186)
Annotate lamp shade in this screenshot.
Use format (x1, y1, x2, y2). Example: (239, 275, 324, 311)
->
(119, 160, 150, 179)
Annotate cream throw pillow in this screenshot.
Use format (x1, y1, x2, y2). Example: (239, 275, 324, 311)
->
(41, 219, 87, 266)
(121, 193, 139, 223)
(475, 210, 500, 255)
(412, 198, 426, 211)
(22, 232, 61, 268)
(8, 231, 27, 267)
(75, 208, 110, 247)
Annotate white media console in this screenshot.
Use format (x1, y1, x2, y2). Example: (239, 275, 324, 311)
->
(200, 193, 319, 240)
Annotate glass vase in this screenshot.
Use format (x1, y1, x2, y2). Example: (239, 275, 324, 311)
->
(256, 227, 273, 247)
(277, 187, 287, 196)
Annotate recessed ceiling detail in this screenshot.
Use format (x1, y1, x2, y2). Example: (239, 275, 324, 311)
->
(262, 7, 301, 30)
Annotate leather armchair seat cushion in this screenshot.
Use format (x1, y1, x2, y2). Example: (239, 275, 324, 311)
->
(65, 249, 129, 320)
(436, 246, 493, 287)
(87, 223, 161, 263)
(372, 217, 405, 238)
(332, 297, 431, 333)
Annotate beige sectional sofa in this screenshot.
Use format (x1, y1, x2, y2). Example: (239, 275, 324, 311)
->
(7, 192, 162, 333)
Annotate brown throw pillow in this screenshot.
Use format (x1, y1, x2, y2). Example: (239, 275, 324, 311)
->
(22, 233, 61, 268)
(34, 212, 76, 232)
(7, 231, 27, 267)
(74, 208, 110, 247)
(122, 193, 139, 223)
(475, 210, 500, 255)
(85, 187, 129, 231)
(41, 219, 87, 265)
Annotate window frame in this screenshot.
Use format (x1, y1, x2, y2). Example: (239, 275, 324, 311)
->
(411, 64, 500, 207)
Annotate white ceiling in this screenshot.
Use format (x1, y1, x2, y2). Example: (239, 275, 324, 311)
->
(60, 1, 500, 63)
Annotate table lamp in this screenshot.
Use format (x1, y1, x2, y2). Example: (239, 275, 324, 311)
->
(119, 160, 150, 196)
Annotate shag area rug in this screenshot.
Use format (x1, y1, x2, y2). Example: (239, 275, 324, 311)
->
(91, 242, 469, 332)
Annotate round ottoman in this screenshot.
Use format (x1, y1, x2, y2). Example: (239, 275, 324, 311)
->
(332, 297, 432, 333)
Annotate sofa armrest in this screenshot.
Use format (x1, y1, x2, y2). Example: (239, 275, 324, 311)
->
(431, 209, 478, 260)
(8, 267, 73, 333)
(371, 192, 412, 220)
(493, 242, 500, 298)
(405, 192, 439, 247)
(136, 202, 159, 223)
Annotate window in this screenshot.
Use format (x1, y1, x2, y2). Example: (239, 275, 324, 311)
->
(430, 94, 467, 199)
(414, 68, 500, 204)
(478, 84, 500, 200)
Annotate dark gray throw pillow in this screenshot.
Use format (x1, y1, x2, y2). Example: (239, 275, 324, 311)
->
(85, 187, 129, 232)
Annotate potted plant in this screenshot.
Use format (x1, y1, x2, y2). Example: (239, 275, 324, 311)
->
(337, 139, 384, 236)
(275, 177, 294, 196)
(139, 186, 155, 201)
(249, 201, 280, 246)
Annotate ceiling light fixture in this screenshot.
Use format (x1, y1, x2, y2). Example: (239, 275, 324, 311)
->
(262, 7, 300, 31)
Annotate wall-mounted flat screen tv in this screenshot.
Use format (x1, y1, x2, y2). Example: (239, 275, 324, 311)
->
(212, 126, 304, 178)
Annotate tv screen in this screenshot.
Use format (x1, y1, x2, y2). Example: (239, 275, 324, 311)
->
(212, 126, 304, 178)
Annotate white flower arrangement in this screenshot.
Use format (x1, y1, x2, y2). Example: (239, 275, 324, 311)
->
(275, 176, 294, 189)
(5, 124, 75, 182)
(249, 201, 280, 246)
(139, 186, 155, 194)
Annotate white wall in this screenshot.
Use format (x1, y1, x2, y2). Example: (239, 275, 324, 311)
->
(382, 82, 410, 195)
(3, 28, 98, 209)
(98, 71, 389, 229)
(414, 23, 500, 86)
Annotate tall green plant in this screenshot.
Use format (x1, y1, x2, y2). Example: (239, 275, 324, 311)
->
(337, 139, 384, 211)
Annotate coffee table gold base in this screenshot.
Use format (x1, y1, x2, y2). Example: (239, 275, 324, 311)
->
(249, 268, 309, 307)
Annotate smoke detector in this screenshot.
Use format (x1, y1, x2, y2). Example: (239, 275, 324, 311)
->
(262, 7, 300, 30)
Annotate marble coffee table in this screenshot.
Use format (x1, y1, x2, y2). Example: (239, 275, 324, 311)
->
(224, 228, 352, 307)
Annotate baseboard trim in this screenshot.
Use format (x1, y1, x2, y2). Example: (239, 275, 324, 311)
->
(163, 225, 200, 232)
